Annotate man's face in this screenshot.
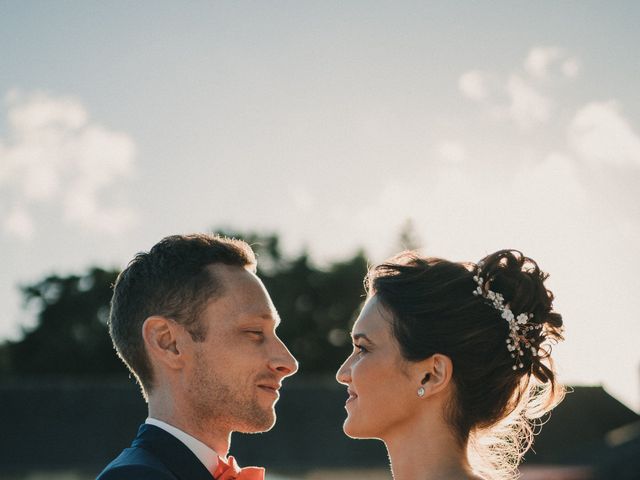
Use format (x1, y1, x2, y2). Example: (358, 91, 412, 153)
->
(185, 264, 298, 433)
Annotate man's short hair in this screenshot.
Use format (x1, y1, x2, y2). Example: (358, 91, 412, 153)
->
(109, 233, 257, 395)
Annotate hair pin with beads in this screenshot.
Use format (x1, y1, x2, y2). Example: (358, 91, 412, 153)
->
(473, 262, 542, 371)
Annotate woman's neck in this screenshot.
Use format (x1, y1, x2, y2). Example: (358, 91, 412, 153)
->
(383, 420, 476, 480)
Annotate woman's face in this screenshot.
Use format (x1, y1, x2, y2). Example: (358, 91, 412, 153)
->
(336, 295, 422, 440)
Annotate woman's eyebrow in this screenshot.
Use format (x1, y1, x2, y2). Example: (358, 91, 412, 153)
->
(352, 333, 373, 343)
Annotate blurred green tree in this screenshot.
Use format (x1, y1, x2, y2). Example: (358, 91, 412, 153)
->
(3, 268, 125, 375)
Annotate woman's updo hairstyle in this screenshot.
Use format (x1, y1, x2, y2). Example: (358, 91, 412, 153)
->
(366, 249, 565, 480)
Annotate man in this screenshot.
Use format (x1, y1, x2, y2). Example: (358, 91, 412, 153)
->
(97, 234, 298, 480)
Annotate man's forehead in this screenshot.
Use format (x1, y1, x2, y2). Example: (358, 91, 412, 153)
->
(206, 262, 254, 279)
(204, 264, 279, 323)
(206, 264, 265, 294)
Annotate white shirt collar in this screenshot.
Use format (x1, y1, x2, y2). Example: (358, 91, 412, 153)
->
(145, 417, 220, 473)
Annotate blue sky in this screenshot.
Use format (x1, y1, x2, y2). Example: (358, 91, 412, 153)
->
(1, 1, 639, 410)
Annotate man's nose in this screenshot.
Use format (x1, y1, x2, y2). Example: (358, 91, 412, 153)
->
(269, 337, 299, 377)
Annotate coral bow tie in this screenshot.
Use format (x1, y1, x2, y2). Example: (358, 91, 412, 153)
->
(213, 455, 265, 480)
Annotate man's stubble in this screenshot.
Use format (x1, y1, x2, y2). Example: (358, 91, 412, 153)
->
(188, 350, 276, 434)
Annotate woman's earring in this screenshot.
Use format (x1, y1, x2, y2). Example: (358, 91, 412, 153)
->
(417, 372, 430, 397)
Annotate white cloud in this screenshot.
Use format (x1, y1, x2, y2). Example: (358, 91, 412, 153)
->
(506, 75, 552, 128)
(524, 46, 580, 80)
(524, 46, 562, 79)
(289, 186, 316, 212)
(568, 101, 640, 168)
(3, 205, 34, 240)
(436, 141, 467, 164)
(351, 149, 590, 263)
(458, 70, 491, 102)
(513, 152, 587, 205)
(562, 58, 580, 79)
(72, 125, 134, 188)
(63, 187, 135, 234)
(0, 90, 137, 239)
(460, 47, 578, 130)
(6, 90, 88, 133)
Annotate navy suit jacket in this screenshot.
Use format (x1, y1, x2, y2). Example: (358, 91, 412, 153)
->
(97, 424, 214, 480)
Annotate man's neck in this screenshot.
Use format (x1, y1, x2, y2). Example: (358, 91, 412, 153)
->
(148, 395, 231, 457)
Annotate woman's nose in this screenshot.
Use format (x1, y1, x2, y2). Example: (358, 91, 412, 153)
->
(336, 356, 352, 385)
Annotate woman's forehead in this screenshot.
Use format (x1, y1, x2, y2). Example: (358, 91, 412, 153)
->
(353, 297, 391, 336)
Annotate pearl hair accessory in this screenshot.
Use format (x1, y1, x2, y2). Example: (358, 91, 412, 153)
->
(472, 261, 542, 371)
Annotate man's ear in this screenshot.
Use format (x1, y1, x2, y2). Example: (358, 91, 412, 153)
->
(414, 353, 454, 398)
(142, 316, 188, 371)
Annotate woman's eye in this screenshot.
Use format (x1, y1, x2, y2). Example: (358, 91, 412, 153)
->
(354, 343, 368, 354)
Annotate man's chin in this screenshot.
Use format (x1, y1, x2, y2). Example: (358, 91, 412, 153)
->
(235, 409, 276, 434)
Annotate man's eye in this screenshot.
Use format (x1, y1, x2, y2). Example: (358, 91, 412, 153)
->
(246, 331, 264, 337)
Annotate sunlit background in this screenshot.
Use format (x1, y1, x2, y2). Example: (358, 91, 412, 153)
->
(1, 0, 639, 425)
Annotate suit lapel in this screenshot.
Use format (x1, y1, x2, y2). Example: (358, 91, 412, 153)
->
(132, 424, 214, 480)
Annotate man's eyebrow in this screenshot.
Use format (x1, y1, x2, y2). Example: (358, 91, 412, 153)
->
(259, 313, 281, 327)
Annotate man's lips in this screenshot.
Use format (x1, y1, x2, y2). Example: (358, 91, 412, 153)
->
(257, 383, 281, 397)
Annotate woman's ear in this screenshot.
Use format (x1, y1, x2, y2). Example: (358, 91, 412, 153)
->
(415, 354, 453, 398)
(142, 316, 187, 371)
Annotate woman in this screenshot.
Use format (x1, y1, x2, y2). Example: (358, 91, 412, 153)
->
(336, 249, 564, 480)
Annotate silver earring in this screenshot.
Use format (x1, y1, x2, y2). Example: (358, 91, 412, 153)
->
(417, 387, 425, 397)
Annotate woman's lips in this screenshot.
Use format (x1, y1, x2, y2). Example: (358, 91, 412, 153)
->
(345, 389, 358, 405)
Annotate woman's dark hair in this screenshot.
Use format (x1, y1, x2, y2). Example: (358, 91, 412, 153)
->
(366, 249, 564, 479)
